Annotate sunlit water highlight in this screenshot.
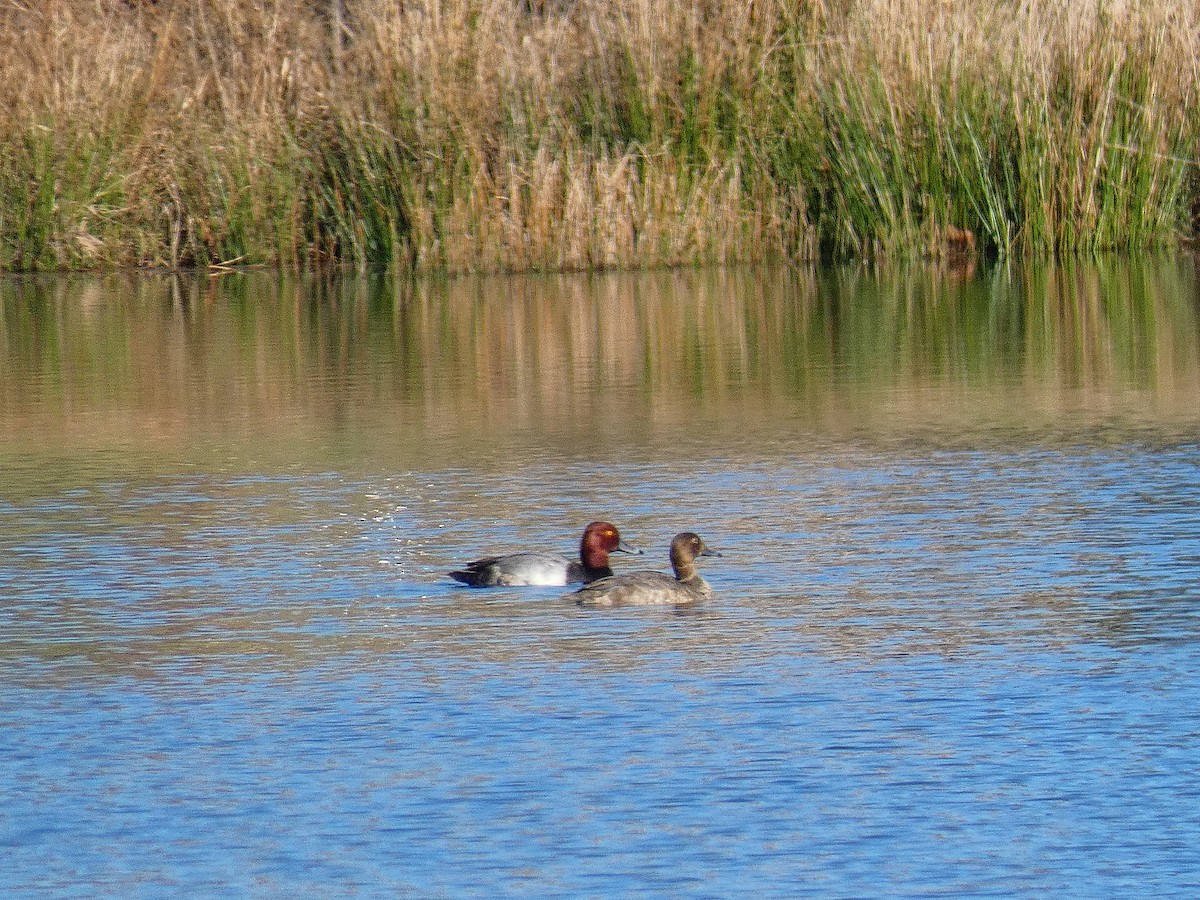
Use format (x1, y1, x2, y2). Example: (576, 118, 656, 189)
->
(2, 261, 1200, 896)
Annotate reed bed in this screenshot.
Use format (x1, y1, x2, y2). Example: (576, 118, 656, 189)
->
(1, 0, 1197, 273)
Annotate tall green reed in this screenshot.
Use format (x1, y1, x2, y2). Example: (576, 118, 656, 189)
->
(0, 0, 1196, 273)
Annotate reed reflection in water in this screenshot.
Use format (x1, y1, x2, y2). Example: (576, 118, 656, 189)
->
(2, 259, 1200, 896)
(3, 259, 1199, 468)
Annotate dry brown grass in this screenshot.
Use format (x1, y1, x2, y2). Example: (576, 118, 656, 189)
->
(0, 0, 1198, 271)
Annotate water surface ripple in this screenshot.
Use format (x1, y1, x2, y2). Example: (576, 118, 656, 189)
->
(2, 262, 1200, 896)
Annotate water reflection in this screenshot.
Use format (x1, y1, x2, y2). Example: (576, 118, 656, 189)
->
(2, 259, 1199, 468)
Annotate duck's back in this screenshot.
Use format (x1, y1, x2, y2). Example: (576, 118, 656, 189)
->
(450, 551, 570, 587)
(574, 570, 711, 607)
(451, 551, 609, 586)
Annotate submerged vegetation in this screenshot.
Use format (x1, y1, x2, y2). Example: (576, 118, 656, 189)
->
(1, 0, 1198, 273)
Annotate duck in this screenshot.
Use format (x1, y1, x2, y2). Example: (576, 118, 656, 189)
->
(573, 531, 720, 607)
(449, 521, 641, 587)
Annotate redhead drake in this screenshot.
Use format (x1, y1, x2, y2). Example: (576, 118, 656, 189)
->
(449, 521, 641, 587)
(573, 532, 720, 607)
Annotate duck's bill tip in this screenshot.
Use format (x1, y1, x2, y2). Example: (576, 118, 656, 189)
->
(615, 541, 644, 555)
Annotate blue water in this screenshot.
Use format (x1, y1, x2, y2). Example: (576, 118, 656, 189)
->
(3, 437, 1200, 897)
(4, 263, 1200, 895)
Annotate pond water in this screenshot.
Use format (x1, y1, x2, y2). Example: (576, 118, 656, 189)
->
(2, 260, 1200, 896)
